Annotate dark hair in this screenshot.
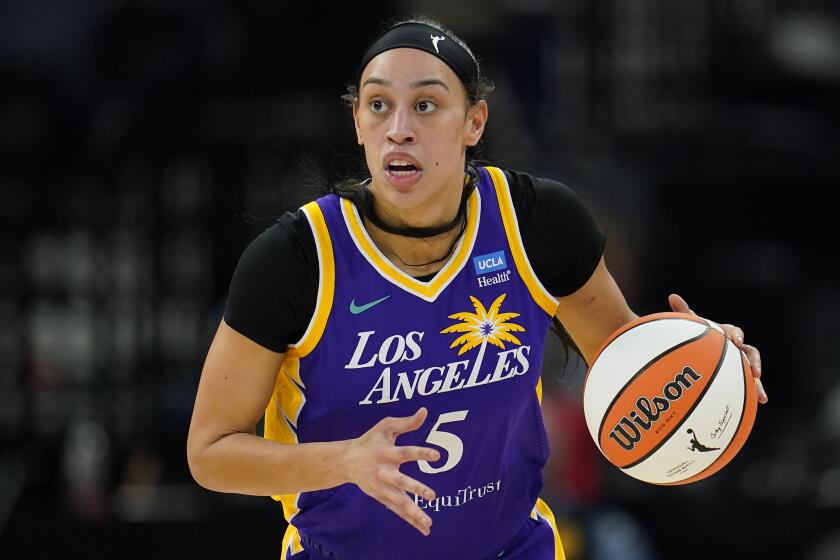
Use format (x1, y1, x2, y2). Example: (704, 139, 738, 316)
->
(549, 316, 587, 382)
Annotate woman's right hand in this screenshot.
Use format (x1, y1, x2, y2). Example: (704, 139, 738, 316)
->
(342, 407, 440, 536)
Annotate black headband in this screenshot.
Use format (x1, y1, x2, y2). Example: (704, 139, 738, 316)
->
(357, 22, 479, 93)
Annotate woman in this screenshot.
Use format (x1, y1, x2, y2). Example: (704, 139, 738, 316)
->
(187, 17, 767, 559)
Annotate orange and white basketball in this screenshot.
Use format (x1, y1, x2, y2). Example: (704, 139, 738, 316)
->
(583, 312, 758, 485)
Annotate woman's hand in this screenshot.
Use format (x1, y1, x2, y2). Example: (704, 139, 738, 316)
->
(669, 294, 768, 404)
(342, 407, 440, 536)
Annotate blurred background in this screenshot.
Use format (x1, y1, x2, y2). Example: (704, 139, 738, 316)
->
(1, 0, 839, 558)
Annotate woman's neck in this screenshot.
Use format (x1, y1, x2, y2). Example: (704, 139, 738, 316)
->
(364, 216, 466, 275)
(362, 178, 468, 275)
(367, 176, 464, 231)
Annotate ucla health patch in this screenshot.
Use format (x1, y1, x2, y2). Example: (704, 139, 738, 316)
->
(473, 251, 507, 275)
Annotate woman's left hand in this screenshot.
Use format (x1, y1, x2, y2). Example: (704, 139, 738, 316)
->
(668, 293, 768, 404)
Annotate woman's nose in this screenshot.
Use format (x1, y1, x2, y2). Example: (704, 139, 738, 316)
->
(386, 107, 416, 145)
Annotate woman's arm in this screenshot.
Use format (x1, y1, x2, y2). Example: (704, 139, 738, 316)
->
(553, 255, 637, 365)
(186, 319, 440, 535)
(554, 256, 767, 402)
(187, 319, 350, 496)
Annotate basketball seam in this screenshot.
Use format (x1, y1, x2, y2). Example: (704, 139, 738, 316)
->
(584, 315, 707, 388)
(595, 322, 711, 444)
(619, 327, 729, 471)
(660, 341, 749, 484)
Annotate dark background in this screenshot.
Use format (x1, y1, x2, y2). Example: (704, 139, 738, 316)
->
(1, 1, 839, 558)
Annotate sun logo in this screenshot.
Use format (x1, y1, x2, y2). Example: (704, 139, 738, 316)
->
(441, 294, 525, 369)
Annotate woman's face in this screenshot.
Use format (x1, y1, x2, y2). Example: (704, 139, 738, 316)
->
(353, 48, 487, 219)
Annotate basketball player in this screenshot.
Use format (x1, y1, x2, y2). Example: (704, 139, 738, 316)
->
(187, 17, 767, 559)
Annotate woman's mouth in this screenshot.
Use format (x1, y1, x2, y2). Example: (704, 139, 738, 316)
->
(384, 159, 423, 189)
(387, 160, 419, 176)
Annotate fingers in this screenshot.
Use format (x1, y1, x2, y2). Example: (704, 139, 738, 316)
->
(392, 471, 436, 502)
(721, 323, 767, 403)
(755, 377, 768, 404)
(379, 485, 433, 536)
(392, 445, 440, 465)
(739, 343, 761, 378)
(741, 344, 767, 403)
(721, 323, 745, 346)
(663, 303, 767, 404)
(720, 324, 762, 378)
(381, 407, 429, 437)
(668, 293, 695, 316)
(351, 411, 439, 536)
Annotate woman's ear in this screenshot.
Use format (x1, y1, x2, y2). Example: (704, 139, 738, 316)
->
(352, 103, 363, 145)
(465, 100, 488, 147)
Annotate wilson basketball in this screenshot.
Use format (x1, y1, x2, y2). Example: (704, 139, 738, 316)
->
(583, 312, 758, 485)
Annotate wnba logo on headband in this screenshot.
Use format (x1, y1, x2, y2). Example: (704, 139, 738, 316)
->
(357, 22, 479, 89)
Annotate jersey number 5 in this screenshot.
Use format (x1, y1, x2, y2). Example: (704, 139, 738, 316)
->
(418, 410, 469, 474)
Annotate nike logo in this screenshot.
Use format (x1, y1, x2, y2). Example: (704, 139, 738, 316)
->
(349, 295, 391, 315)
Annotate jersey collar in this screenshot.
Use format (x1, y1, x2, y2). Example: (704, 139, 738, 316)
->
(340, 187, 481, 302)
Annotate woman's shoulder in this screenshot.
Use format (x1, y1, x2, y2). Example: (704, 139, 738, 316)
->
(485, 165, 605, 297)
(229, 207, 320, 321)
(486, 166, 585, 228)
(224, 207, 319, 353)
(242, 208, 317, 267)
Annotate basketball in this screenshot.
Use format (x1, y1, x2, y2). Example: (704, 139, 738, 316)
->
(582, 312, 758, 485)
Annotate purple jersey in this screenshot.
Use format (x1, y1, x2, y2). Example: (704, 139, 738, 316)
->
(264, 167, 566, 559)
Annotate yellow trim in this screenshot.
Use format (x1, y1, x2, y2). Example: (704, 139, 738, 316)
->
(340, 188, 480, 301)
(281, 523, 303, 558)
(265, 357, 305, 520)
(536, 376, 543, 405)
(265, 357, 306, 558)
(485, 166, 559, 316)
(288, 202, 334, 358)
(536, 497, 567, 560)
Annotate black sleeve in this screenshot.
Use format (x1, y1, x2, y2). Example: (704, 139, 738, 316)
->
(223, 209, 318, 353)
(505, 169, 606, 297)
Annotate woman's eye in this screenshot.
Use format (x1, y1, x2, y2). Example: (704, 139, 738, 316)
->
(416, 100, 436, 113)
(369, 99, 388, 113)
